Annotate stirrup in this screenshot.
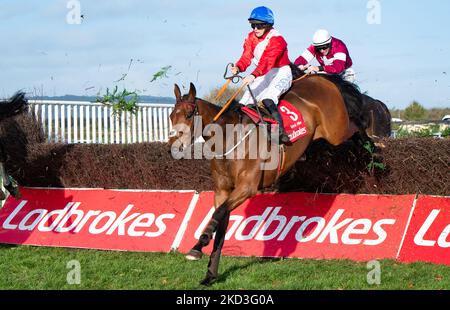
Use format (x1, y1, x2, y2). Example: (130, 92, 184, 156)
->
(280, 133, 290, 145)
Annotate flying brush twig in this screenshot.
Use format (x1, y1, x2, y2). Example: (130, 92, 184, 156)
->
(150, 66, 172, 82)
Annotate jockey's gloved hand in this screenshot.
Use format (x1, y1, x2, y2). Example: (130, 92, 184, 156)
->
(231, 66, 240, 76)
(242, 75, 256, 85)
(298, 64, 310, 71)
(305, 66, 320, 74)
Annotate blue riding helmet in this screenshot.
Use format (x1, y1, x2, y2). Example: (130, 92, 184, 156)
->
(248, 6, 274, 24)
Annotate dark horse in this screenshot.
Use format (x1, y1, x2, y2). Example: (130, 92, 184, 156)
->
(168, 72, 369, 285)
(361, 94, 392, 139)
(0, 92, 28, 200)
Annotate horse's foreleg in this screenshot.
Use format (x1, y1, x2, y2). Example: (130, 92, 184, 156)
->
(214, 190, 230, 208)
(186, 177, 257, 260)
(200, 210, 230, 286)
(199, 183, 259, 285)
(186, 202, 228, 261)
(0, 163, 8, 200)
(185, 189, 230, 261)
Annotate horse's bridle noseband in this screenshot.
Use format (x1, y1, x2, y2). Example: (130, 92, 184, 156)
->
(185, 100, 198, 120)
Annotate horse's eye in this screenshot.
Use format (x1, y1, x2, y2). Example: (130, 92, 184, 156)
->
(169, 130, 177, 137)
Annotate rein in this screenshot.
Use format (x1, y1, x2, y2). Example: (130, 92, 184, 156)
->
(213, 63, 248, 122)
(213, 126, 257, 159)
(214, 79, 232, 102)
(190, 100, 286, 178)
(293, 72, 311, 83)
(213, 82, 247, 122)
(203, 64, 306, 167)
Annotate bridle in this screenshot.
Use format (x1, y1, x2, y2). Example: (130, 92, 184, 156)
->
(170, 99, 200, 150)
(185, 100, 198, 121)
(186, 101, 200, 145)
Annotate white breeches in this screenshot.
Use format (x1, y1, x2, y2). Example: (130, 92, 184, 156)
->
(239, 65, 292, 105)
(341, 68, 356, 83)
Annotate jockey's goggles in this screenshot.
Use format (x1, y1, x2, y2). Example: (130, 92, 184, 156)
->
(315, 44, 331, 51)
(250, 23, 270, 30)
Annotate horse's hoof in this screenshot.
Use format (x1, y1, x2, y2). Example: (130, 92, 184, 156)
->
(200, 275, 217, 286)
(5, 182, 21, 199)
(185, 249, 203, 261)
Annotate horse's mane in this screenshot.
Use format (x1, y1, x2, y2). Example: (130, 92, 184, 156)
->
(320, 74, 367, 130)
(290, 63, 305, 80)
(289, 63, 367, 130)
(0, 92, 29, 121)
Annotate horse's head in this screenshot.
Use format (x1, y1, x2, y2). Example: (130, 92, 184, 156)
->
(168, 83, 198, 151)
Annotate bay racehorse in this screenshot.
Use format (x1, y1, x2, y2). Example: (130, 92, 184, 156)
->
(168, 71, 370, 285)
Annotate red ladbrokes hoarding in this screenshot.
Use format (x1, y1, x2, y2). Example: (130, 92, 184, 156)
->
(177, 192, 415, 261)
(398, 195, 450, 265)
(0, 188, 448, 266)
(0, 188, 196, 252)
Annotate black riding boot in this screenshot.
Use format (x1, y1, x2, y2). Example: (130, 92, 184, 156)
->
(262, 99, 290, 144)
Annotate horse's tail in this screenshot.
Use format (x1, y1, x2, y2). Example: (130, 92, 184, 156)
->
(0, 92, 29, 121)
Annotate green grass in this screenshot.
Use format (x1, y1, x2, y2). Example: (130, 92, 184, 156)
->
(0, 244, 449, 290)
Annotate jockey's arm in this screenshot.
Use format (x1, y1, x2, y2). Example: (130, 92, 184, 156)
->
(235, 34, 253, 73)
(322, 58, 346, 74)
(252, 36, 287, 77)
(294, 45, 316, 69)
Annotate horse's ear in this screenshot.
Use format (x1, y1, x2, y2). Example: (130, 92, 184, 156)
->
(188, 82, 196, 102)
(174, 84, 182, 102)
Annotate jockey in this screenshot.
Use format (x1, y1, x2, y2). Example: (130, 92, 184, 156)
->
(294, 29, 356, 83)
(231, 6, 291, 144)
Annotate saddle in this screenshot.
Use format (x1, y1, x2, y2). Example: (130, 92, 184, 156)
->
(241, 99, 309, 144)
(241, 103, 277, 125)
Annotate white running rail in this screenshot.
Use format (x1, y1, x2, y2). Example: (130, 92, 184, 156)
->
(28, 100, 174, 144)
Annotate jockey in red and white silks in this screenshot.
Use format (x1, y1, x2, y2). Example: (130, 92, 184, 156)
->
(235, 28, 292, 106)
(231, 6, 291, 144)
(294, 29, 356, 83)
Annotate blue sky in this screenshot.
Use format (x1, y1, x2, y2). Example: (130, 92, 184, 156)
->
(0, 0, 449, 109)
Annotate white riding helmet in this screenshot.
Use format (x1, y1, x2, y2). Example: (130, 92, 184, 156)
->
(313, 29, 332, 46)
